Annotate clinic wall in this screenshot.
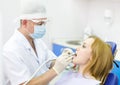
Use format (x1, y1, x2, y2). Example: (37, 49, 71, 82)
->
(0, 0, 21, 44)
(46, 0, 89, 40)
(87, 0, 120, 60)
(0, 12, 3, 85)
(38, 0, 89, 49)
(87, 0, 120, 48)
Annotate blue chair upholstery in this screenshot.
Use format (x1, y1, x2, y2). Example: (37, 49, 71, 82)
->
(104, 41, 119, 85)
(104, 73, 118, 85)
(106, 41, 117, 57)
(111, 60, 120, 85)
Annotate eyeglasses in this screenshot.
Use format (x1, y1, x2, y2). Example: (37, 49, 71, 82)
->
(31, 19, 48, 25)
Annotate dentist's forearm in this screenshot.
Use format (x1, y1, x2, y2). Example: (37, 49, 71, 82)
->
(21, 68, 57, 85)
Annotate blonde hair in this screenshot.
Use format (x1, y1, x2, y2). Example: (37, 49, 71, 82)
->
(83, 35, 113, 84)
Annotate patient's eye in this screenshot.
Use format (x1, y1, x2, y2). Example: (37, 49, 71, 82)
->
(82, 44, 86, 48)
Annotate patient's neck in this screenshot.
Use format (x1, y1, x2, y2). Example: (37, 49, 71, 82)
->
(78, 65, 96, 79)
(78, 65, 86, 74)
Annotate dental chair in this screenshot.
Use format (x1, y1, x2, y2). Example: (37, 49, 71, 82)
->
(104, 41, 119, 85)
(104, 73, 118, 85)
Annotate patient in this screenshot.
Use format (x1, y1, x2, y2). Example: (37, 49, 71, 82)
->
(55, 35, 113, 85)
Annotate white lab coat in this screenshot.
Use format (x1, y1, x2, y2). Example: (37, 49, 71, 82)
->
(3, 30, 57, 85)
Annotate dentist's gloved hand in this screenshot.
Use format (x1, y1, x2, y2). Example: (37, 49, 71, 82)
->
(53, 48, 74, 74)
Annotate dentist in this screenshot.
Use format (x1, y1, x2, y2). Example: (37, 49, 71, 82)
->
(3, 1, 72, 85)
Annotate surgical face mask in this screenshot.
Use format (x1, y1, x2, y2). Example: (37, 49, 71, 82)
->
(30, 25, 46, 39)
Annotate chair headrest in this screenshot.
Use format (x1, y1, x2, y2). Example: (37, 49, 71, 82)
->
(106, 41, 119, 68)
(106, 41, 117, 56)
(104, 73, 118, 85)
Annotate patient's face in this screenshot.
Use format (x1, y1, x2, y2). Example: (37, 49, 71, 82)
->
(73, 38, 94, 65)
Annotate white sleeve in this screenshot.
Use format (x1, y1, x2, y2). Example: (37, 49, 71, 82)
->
(3, 51, 31, 85)
(47, 50, 57, 59)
